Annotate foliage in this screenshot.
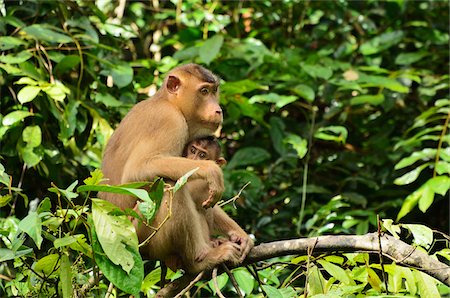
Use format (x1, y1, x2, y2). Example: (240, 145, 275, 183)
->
(0, 0, 449, 296)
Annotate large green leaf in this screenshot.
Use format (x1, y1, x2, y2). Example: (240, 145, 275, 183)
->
(18, 211, 43, 249)
(360, 30, 404, 55)
(17, 86, 41, 104)
(91, 199, 139, 274)
(2, 110, 33, 126)
(90, 216, 143, 297)
(227, 147, 271, 169)
(78, 182, 151, 202)
(199, 35, 224, 65)
(249, 93, 298, 109)
(22, 24, 73, 43)
(233, 268, 255, 295)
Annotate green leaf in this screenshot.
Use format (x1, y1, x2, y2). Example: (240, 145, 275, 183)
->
(284, 134, 308, 159)
(0, 36, 27, 50)
(414, 270, 440, 298)
(292, 84, 315, 102)
(0, 51, 33, 64)
(427, 175, 450, 196)
(307, 265, 326, 295)
(360, 30, 404, 55)
(83, 169, 104, 186)
(17, 86, 41, 104)
(0, 194, 12, 207)
(173, 168, 199, 193)
(317, 259, 355, 285)
(350, 94, 385, 106)
(78, 183, 150, 202)
(54, 55, 81, 74)
(49, 181, 79, 201)
(0, 248, 33, 262)
(138, 200, 157, 222)
(397, 190, 420, 221)
(90, 216, 143, 297)
(402, 224, 433, 248)
(54, 235, 78, 249)
(60, 253, 72, 298)
(42, 81, 70, 102)
(358, 74, 409, 93)
(18, 211, 43, 249)
(101, 62, 134, 88)
(395, 52, 428, 65)
(314, 126, 348, 144)
(23, 125, 42, 148)
(249, 93, 298, 109)
(301, 64, 333, 80)
(394, 163, 428, 185)
(22, 24, 72, 44)
(20, 146, 42, 167)
(94, 92, 123, 107)
(199, 35, 224, 65)
(227, 147, 271, 169)
(382, 219, 401, 238)
(395, 149, 437, 170)
(208, 272, 228, 295)
(92, 199, 139, 274)
(261, 285, 296, 298)
(2, 110, 33, 126)
(233, 268, 254, 295)
(34, 254, 59, 277)
(222, 80, 264, 95)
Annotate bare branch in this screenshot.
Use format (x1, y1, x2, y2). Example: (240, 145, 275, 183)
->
(156, 233, 450, 297)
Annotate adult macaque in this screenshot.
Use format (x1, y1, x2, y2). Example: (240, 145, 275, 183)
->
(100, 64, 253, 273)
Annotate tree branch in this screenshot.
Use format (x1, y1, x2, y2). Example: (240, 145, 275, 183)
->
(156, 232, 450, 297)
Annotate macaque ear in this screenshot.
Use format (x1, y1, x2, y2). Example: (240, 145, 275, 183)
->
(167, 75, 181, 93)
(216, 157, 227, 166)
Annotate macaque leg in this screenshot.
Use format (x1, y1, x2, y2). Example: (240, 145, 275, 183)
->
(140, 187, 241, 274)
(209, 206, 254, 262)
(174, 189, 242, 273)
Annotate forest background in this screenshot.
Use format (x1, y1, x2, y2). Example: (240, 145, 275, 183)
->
(0, 0, 449, 297)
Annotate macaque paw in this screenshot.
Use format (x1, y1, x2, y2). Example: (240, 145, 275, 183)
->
(229, 233, 254, 262)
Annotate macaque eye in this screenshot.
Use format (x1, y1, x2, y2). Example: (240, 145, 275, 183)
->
(200, 87, 209, 95)
(199, 152, 206, 159)
(190, 147, 196, 154)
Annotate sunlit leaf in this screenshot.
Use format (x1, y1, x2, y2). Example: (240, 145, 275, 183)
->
(317, 259, 355, 285)
(394, 163, 429, 185)
(23, 125, 42, 148)
(350, 94, 384, 106)
(402, 224, 433, 248)
(90, 216, 143, 297)
(34, 254, 59, 277)
(173, 168, 198, 193)
(233, 268, 254, 295)
(2, 110, 33, 126)
(17, 86, 41, 104)
(91, 199, 138, 274)
(292, 84, 315, 102)
(284, 133, 308, 159)
(314, 126, 348, 144)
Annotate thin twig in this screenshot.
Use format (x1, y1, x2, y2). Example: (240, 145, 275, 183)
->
(105, 282, 114, 298)
(174, 271, 204, 298)
(377, 215, 389, 294)
(222, 264, 243, 298)
(212, 267, 226, 298)
(218, 181, 251, 207)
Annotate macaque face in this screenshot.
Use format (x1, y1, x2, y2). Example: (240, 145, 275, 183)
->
(186, 143, 215, 161)
(194, 82, 222, 130)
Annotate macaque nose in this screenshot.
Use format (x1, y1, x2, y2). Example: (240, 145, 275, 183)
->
(216, 107, 222, 115)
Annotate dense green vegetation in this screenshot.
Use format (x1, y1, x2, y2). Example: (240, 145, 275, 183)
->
(0, 0, 449, 297)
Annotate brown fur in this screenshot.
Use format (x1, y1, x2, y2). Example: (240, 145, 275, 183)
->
(100, 64, 252, 273)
